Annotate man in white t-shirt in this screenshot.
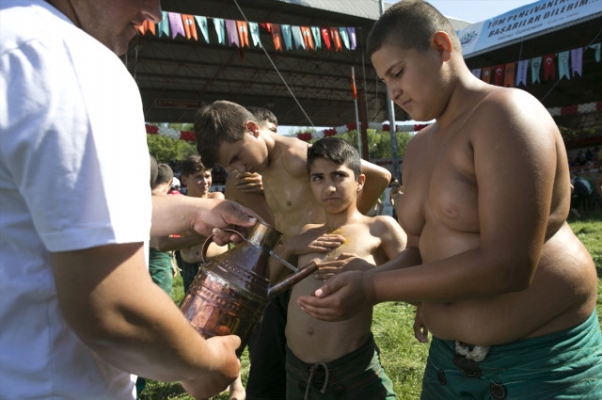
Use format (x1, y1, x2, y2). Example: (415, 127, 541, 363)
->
(0, 1, 258, 399)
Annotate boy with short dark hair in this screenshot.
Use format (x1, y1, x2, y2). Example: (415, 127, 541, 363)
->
(299, 1, 602, 398)
(195, 100, 392, 400)
(270, 137, 406, 399)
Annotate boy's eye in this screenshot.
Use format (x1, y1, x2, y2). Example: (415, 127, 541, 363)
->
(393, 69, 403, 78)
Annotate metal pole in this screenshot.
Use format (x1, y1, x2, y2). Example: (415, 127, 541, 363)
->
(379, 0, 401, 182)
(352, 67, 362, 158)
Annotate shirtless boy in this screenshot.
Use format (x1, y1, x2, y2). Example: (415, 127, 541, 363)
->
(299, 1, 602, 398)
(194, 100, 391, 399)
(271, 137, 406, 399)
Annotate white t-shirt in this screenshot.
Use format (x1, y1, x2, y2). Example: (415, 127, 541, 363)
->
(0, 1, 151, 398)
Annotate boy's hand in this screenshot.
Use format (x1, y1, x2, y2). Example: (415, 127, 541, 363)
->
(313, 253, 365, 280)
(235, 172, 264, 194)
(413, 305, 429, 343)
(285, 229, 345, 257)
(297, 270, 375, 321)
(180, 335, 241, 399)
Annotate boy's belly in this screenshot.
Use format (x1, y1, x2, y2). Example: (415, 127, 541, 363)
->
(286, 278, 373, 363)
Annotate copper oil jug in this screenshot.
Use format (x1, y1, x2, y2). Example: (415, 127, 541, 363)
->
(179, 221, 318, 355)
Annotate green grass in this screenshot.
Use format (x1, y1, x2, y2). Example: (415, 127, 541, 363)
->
(141, 214, 602, 400)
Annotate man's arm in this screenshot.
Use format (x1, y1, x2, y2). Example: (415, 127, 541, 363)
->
(357, 160, 391, 215)
(151, 195, 257, 244)
(51, 243, 239, 398)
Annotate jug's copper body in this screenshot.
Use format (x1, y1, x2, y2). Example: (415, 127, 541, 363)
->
(180, 221, 317, 355)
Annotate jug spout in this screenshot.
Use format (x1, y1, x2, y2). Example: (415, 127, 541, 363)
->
(268, 261, 319, 299)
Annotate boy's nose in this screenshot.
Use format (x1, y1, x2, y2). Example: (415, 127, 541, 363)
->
(388, 84, 401, 102)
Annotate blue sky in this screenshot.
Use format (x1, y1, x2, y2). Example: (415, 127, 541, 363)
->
(282, 0, 538, 134)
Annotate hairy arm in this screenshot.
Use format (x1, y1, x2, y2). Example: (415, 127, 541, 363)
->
(51, 243, 240, 398)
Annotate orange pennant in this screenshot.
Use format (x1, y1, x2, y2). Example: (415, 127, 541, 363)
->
(145, 20, 156, 36)
(271, 24, 283, 51)
(301, 26, 314, 50)
(181, 14, 197, 40)
(329, 27, 342, 51)
(237, 21, 250, 48)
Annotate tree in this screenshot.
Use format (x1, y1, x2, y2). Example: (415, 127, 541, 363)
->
(146, 134, 196, 162)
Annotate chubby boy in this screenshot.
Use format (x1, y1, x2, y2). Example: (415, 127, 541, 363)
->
(299, 1, 602, 398)
(271, 137, 406, 399)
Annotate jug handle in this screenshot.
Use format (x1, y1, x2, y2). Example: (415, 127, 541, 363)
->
(200, 229, 245, 264)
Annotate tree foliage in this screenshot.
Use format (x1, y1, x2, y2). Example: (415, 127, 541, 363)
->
(146, 123, 197, 162)
(307, 129, 414, 160)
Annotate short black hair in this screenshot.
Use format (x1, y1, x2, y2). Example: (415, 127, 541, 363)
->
(367, 0, 461, 57)
(307, 137, 361, 179)
(246, 106, 278, 128)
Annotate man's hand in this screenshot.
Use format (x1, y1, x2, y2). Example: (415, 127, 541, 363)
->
(180, 335, 241, 399)
(191, 199, 258, 245)
(297, 270, 375, 321)
(234, 172, 264, 194)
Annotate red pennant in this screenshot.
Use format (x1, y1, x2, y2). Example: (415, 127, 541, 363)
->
(543, 54, 556, 81)
(271, 24, 283, 51)
(320, 27, 331, 50)
(494, 64, 505, 86)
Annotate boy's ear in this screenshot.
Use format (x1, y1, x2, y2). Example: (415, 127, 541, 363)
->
(245, 120, 261, 138)
(431, 31, 453, 62)
(356, 174, 366, 191)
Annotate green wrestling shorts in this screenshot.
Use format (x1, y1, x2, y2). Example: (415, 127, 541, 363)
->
(421, 311, 602, 399)
(286, 334, 396, 400)
(148, 248, 174, 296)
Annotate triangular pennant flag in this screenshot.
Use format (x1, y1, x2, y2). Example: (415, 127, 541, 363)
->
(261, 22, 272, 34)
(281, 24, 293, 50)
(145, 20, 156, 36)
(504, 62, 515, 87)
(225, 19, 239, 47)
(471, 68, 481, 79)
(494, 64, 504, 86)
(330, 27, 343, 51)
(589, 43, 601, 62)
(481, 66, 492, 83)
(291, 26, 305, 49)
(214, 18, 225, 45)
(249, 22, 261, 47)
(516, 60, 529, 87)
(136, 22, 146, 35)
(339, 27, 350, 50)
(271, 24, 283, 51)
(158, 11, 170, 38)
(311, 26, 322, 49)
(237, 21, 250, 48)
(347, 27, 357, 50)
(543, 54, 556, 81)
(571, 47, 583, 77)
(321, 27, 332, 50)
(301, 26, 314, 50)
(557, 51, 570, 80)
(181, 14, 197, 40)
(531, 56, 542, 83)
(168, 12, 185, 39)
(195, 16, 209, 43)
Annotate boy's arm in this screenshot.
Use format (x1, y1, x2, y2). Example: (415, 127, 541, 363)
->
(357, 160, 391, 215)
(225, 173, 275, 227)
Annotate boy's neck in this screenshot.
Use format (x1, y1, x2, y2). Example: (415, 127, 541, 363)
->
(324, 209, 362, 232)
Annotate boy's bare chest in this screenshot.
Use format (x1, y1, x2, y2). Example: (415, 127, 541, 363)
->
(400, 136, 479, 235)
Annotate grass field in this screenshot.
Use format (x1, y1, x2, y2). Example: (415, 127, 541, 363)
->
(140, 213, 602, 400)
